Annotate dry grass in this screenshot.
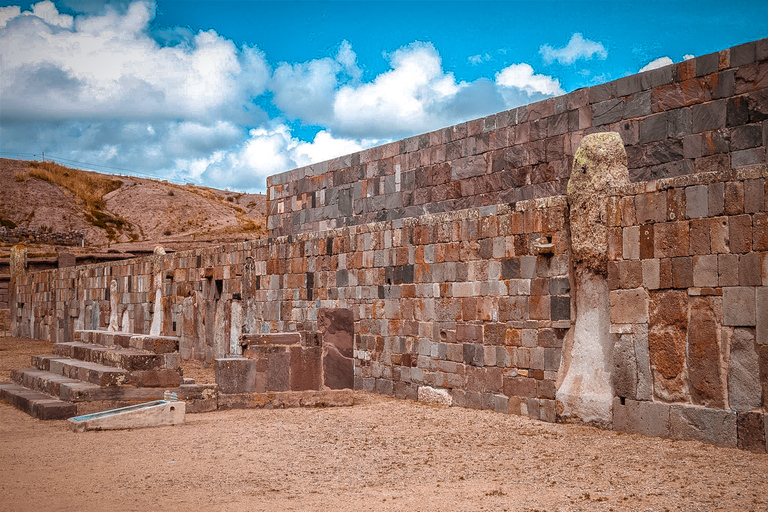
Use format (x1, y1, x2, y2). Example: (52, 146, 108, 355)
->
(16, 161, 130, 241)
(22, 161, 122, 211)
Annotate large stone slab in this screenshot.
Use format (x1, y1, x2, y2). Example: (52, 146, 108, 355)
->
(318, 308, 355, 389)
(727, 328, 762, 412)
(215, 357, 260, 394)
(613, 398, 671, 438)
(669, 405, 737, 448)
(687, 298, 725, 408)
(648, 290, 689, 402)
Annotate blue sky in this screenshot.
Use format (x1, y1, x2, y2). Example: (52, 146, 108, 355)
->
(1, 0, 766, 192)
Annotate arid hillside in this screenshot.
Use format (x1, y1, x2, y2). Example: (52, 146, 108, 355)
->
(0, 158, 266, 254)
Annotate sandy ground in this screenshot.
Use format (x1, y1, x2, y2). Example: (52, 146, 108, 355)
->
(1, 336, 767, 511)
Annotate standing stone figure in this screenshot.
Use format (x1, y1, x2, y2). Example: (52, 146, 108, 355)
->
(557, 132, 629, 426)
(108, 279, 119, 332)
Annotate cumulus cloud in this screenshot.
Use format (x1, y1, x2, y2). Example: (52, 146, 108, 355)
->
(540, 33, 607, 65)
(0, 1, 568, 192)
(639, 56, 674, 72)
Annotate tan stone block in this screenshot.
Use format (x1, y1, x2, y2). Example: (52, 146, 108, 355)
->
(693, 255, 719, 287)
(610, 289, 650, 324)
(710, 217, 730, 254)
(642, 259, 661, 289)
(623, 226, 640, 260)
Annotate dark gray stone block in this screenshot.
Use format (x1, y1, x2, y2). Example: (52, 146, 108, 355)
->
(623, 90, 651, 119)
(692, 99, 727, 133)
(731, 41, 757, 68)
(639, 112, 668, 143)
(592, 98, 624, 126)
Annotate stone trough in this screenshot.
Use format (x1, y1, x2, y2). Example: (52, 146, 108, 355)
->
(68, 396, 185, 432)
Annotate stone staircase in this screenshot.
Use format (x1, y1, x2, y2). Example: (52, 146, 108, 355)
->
(0, 330, 217, 420)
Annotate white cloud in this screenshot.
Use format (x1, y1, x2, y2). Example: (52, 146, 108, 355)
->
(540, 33, 607, 65)
(495, 63, 564, 96)
(683, 54, 695, 60)
(639, 56, 674, 73)
(0, 1, 569, 193)
(468, 53, 491, 65)
(0, 1, 270, 122)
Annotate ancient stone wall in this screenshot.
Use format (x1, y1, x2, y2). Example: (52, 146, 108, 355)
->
(268, 38, 767, 237)
(9, 38, 768, 449)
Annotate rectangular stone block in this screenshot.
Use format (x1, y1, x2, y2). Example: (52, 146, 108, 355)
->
(693, 255, 718, 287)
(214, 357, 260, 394)
(609, 289, 650, 324)
(613, 398, 671, 438)
(758, 287, 768, 344)
(691, 99, 727, 133)
(723, 287, 756, 326)
(623, 226, 640, 260)
(685, 185, 708, 219)
(670, 405, 737, 448)
(737, 411, 766, 453)
(642, 259, 660, 289)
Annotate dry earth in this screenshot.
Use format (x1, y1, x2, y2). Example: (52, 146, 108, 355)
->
(1, 337, 767, 511)
(0, 158, 266, 252)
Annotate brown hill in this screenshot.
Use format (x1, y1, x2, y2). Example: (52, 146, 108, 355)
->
(0, 158, 266, 255)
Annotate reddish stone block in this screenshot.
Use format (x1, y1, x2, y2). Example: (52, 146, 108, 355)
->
(267, 349, 291, 392)
(640, 224, 655, 259)
(457, 324, 483, 343)
(754, 212, 768, 251)
(503, 376, 537, 398)
(688, 298, 726, 408)
(654, 221, 690, 258)
(289, 346, 322, 391)
(649, 290, 689, 397)
(737, 412, 767, 453)
(672, 257, 693, 288)
(729, 214, 753, 253)
(725, 182, 744, 215)
(710, 217, 730, 253)
(689, 218, 711, 255)
(528, 295, 550, 320)
(636, 192, 667, 224)
(620, 260, 643, 289)
(498, 297, 528, 322)
(739, 252, 762, 286)
(667, 188, 686, 222)
(659, 258, 674, 288)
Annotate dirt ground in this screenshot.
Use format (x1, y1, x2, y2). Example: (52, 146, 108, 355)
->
(1, 336, 767, 511)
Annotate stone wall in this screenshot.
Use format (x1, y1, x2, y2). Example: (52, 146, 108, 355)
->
(267, 38, 767, 237)
(9, 38, 768, 450)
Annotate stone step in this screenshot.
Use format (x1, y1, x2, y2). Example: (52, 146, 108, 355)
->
(0, 382, 77, 420)
(32, 355, 128, 386)
(53, 342, 179, 371)
(11, 368, 82, 398)
(74, 330, 179, 354)
(31, 355, 182, 388)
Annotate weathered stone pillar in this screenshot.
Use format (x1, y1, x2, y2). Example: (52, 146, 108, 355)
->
(557, 132, 629, 426)
(108, 279, 120, 332)
(150, 246, 165, 336)
(9, 245, 27, 337)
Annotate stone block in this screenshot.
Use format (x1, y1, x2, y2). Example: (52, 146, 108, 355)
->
(744, 180, 765, 213)
(289, 346, 322, 391)
(642, 259, 660, 289)
(729, 215, 753, 253)
(214, 357, 260, 394)
(648, 290, 689, 401)
(612, 335, 638, 399)
(655, 222, 689, 258)
(672, 257, 693, 288)
(685, 185, 708, 219)
(669, 405, 737, 448)
(267, 349, 290, 392)
(639, 112, 668, 143)
(728, 328, 762, 412)
(635, 192, 667, 224)
(723, 287, 756, 326)
(708, 182, 725, 216)
(689, 218, 710, 255)
(623, 226, 640, 260)
(718, 253, 739, 286)
(691, 99, 727, 133)
(613, 398, 671, 438)
(687, 298, 725, 408)
(739, 252, 762, 286)
(757, 287, 768, 344)
(737, 411, 766, 453)
(732, 148, 764, 168)
(609, 289, 649, 324)
(693, 255, 718, 287)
